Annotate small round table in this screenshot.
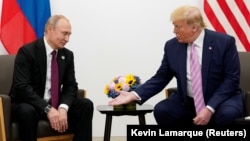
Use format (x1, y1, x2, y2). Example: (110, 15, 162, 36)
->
(96, 104, 154, 141)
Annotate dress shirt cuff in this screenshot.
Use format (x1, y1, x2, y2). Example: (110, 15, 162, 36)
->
(59, 104, 69, 112)
(131, 91, 141, 101)
(206, 105, 215, 113)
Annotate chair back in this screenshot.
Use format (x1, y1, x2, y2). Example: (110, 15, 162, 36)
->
(0, 55, 16, 95)
(238, 52, 250, 93)
(238, 52, 250, 116)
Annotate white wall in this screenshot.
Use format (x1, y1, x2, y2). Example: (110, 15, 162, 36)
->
(49, 0, 202, 137)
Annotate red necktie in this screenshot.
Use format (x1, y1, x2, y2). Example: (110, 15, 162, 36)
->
(51, 50, 59, 108)
(190, 43, 205, 114)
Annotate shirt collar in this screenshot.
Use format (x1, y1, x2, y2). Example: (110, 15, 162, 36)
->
(192, 29, 205, 48)
(44, 37, 56, 56)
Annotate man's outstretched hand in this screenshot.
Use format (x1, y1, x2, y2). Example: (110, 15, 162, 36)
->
(108, 91, 138, 106)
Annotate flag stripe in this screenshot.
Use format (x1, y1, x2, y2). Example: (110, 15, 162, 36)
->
(204, 0, 250, 52)
(235, 0, 250, 26)
(217, 0, 250, 51)
(203, 0, 226, 33)
(17, 0, 51, 38)
(1, 0, 36, 54)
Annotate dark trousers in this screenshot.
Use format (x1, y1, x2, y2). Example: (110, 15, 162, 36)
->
(11, 98, 93, 141)
(153, 93, 244, 126)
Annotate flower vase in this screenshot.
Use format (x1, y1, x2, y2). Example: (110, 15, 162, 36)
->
(113, 103, 136, 111)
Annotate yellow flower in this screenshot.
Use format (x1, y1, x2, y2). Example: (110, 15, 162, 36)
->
(104, 74, 141, 98)
(125, 74, 136, 86)
(104, 85, 109, 94)
(115, 82, 123, 91)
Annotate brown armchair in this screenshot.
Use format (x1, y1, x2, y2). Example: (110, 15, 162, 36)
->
(165, 52, 250, 119)
(238, 52, 250, 116)
(0, 55, 86, 141)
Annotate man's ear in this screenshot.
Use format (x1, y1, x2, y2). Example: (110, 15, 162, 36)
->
(192, 26, 197, 32)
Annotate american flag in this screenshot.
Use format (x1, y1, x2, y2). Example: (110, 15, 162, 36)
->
(203, 0, 250, 52)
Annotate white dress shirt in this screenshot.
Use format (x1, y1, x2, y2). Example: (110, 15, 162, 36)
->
(43, 37, 69, 111)
(186, 30, 214, 113)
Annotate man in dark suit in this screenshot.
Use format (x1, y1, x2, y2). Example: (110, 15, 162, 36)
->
(109, 5, 244, 126)
(9, 15, 93, 141)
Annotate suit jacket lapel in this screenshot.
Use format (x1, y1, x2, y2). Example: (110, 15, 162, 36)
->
(57, 50, 65, 84)
(202, 29, 214, 95)
(178, 43, 188, 96)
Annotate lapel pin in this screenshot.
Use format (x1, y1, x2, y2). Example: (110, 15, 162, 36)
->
(61, 56, 65, 60)
(209, 47, 212, 50)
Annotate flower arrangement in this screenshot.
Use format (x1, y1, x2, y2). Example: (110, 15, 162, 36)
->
(104, 74, 141, 98)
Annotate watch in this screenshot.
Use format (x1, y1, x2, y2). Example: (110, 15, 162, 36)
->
(44, 105, 52, 114)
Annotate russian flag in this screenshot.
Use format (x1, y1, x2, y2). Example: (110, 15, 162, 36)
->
(0, 0, 51, 54)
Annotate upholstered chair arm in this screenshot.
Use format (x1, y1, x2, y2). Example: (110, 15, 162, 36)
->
(77, 89, 86, 98)
(165, 87, 177, 98)
(244, 91, 250, 116)
(0, 94, 11, 140)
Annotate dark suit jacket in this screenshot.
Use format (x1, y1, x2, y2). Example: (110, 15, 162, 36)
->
(135, 29, 243, 110)
(9, 38, 78, 114)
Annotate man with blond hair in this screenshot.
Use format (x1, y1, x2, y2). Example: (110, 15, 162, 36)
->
(109, 5, 243, 126)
